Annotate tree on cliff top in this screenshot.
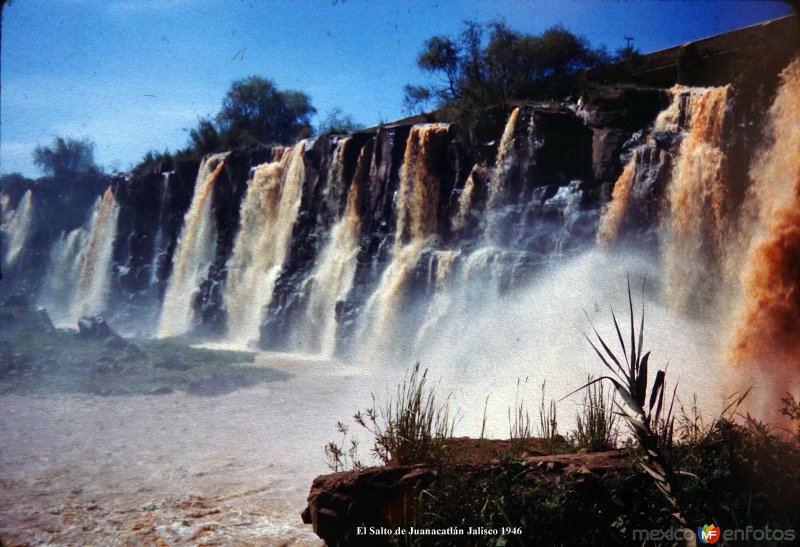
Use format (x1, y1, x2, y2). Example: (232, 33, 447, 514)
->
(404, 21, 610, 115)
(318, 108, 364, 136)
(191, 76, 316, 153)
(32, 137, 100, 178)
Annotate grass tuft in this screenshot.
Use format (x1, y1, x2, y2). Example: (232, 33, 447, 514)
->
(327, 363, 458, 469)
(572, 375, 619, 451)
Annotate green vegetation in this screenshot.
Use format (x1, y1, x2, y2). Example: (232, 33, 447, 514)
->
(323, 285, 800, 546)
(129, 78, 363, 172)
(32, 136, 101, 178)
(0, 307, 289, 397)
(408, 413, 800, 546)
(318, 107, 365, 136)
(508, 379, 569, 456)
(404, 20, 630, 117)
(186, 76, 315, 154)
(577, 280, 689, 529)
(508, 378, 533, 455)
(326, 363, 457, 471)
(571, 375, 619, 451)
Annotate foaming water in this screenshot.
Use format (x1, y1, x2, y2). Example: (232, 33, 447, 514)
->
(300, 141, 368, 355)
(661, 85, 731, 313)
(70, 188, 120, 320)
(597, 153, 638, 247)
(224, 143, 306, 346)
(158, 154, 228, 337)
(355, 124, 449, 359)
(1, 189, 34, 268)
(411, 249, 727, 438)
(731, 58, 800, 405)
(38, 228, 87, 325)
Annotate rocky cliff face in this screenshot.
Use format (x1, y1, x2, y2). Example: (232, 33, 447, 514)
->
(0, 83, 771, 343)
(2, 17, 798, 363)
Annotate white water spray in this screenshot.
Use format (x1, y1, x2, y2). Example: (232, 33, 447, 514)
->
(69, 188, 120, 320)
(224, 143, 306, 346)
(1, 190, 34, 268)
(300, 141, 364, 356)
(158, 153, 227, 337)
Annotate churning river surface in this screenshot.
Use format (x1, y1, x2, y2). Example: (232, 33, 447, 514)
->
(0, 353, 377, 546)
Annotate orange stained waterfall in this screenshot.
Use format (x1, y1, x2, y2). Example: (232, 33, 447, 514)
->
(661, 85, 731, 312)
(486, 107, 520, 212)
(158, 153, 227, 337)
(224, 143, 306, 346)
(357, 124, 449, 358)
(596, 152, 639, 247)
(732, 57, 800, 388)
(301, 141, 370, 355)
(71, 187, 120, 320)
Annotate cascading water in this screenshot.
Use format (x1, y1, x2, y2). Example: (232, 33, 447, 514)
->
(69, 187, 120, 320)
(451, 165, 479, 233)
(149, 171, 173, 287)
(299, 140, 366, 356)
(596, 152, 638, 247)
(321, 137, 351, 219)
(485, 107, 521, 214)
(1, 189, 34, 268)
(412, 249, 460, 350)
(158, 153, 227, 337)
(355, 124, 449, 358)
(595, 84, 732, 314)
(38, 228, 87, 325)
(731, 58, 800, 393)
(484, 107, 527, 243)
(660, 85, 732, 313)
(223, 143, 306, 346)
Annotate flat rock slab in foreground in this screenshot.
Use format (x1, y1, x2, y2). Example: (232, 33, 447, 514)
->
(302, 439, 627, 545)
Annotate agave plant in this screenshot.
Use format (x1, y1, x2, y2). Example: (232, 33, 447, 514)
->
(566, 279, 694, 542)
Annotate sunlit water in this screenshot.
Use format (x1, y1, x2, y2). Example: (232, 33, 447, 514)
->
(0, 354, 374, 545)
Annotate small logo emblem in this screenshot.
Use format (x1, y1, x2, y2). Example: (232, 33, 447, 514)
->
(698, 524, 721, 544)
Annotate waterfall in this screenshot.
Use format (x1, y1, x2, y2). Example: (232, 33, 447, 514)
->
(69, 187, 120, 320)
(732, 57, 800, 377)
(224, 142, 306, 346)
(486, 107, 521, 212)
(356, 124, 449, 357)
(451, 165, 482, 233)
(484, 107, 522, 244)
(38, 228, 87, 325)
(596, 152, 638, 247)
(321, 137, 351, 217)
(595, 85, 732, 313)
(300, 140, 366, 356)
(412, 249, 460, 350)
(661, 85, 731, 312)
(1, 189, 34, 268)
(158, 153, 227, 337)
(150, 171, 173, 287)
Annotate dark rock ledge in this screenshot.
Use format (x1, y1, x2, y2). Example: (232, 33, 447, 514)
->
(301, 438, 627, 545)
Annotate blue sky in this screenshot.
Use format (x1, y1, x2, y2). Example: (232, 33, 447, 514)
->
(0, 0, 792, 177)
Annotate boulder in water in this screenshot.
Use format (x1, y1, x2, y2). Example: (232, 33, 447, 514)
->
(76, 315, 121, 341)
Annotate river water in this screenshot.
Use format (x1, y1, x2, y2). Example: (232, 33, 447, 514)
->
(0, 353, 377, 546)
